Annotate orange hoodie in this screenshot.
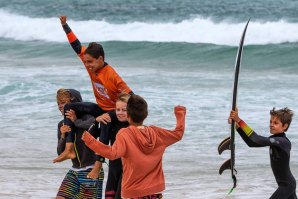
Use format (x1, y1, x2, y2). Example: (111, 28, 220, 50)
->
(82, 106, 186, 198)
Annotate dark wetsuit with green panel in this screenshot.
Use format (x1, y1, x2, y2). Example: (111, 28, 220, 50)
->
(237, 120, 297, 199)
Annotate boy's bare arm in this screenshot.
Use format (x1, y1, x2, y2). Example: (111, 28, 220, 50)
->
(82, 130, 126, 160)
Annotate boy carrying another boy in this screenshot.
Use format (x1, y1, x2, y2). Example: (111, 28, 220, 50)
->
(55, 88, 104, 199)
(82, 95, 186, 198)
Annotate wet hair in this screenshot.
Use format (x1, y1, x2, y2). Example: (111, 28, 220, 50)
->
(84, 42, 105, 60)
(270, 107, 294, 131)
(127, 94, 148, 124)
(56, 88, 72, 104)
(117, 92, 131, 104)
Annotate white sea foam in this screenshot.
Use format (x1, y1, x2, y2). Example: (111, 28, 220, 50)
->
(1, 9, 298, 46)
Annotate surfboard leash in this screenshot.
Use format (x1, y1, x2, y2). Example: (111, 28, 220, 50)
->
(224, 173, 237, 198)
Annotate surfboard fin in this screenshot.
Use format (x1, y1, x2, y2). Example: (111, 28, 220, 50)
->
(218, 137, 231, 154)
(219, 159, 238, 176)
(219, 158, 231, 175)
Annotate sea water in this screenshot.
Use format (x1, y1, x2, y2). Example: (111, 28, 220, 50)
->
(0, 1, 298, 198)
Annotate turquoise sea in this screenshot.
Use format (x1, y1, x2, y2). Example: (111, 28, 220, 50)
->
(0, 1, 298, 198)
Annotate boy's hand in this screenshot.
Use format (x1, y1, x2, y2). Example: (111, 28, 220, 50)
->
(60, 124, 71, 137)
(87, 168, 99, 180)
(96, 113, 111, 124)
(87, 162, 102, 179)
(174, 105, 186, 111)
(65, 109, 77, 122)
(59, 16, 67, 25)
(229, 109, 241, 124)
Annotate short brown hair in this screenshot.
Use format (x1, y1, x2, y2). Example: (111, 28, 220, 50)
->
(127, 95, 148, 124)
(56, 89, 72, 103)
(84, 42, 105, 60)
(270, 107, 294, 131)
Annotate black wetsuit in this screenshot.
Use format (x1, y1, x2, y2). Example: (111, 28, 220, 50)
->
(100, 111, 129, 199)
(237, 120, 297, 199)
(57, 89, 101, 168)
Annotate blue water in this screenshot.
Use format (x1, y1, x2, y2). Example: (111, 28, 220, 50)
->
(0, 1, 298, 198)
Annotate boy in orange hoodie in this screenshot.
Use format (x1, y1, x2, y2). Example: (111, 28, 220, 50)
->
(82, 95, 186, 198)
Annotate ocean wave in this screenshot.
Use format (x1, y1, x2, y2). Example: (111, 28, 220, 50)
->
(1, 9, 298, 46)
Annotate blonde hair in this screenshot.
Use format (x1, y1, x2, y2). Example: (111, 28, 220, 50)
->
(117, 92, 131, 103)
(56, 88, 72, 103)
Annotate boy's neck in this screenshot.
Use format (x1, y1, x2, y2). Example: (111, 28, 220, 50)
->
(273, 131, 285, 135)
(130, 122, 144, 127)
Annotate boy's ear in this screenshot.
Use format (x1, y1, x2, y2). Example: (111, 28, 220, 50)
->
(96, 56, 103, 61)
(283, 123, 289, 131)
(127, 116, 131, 124)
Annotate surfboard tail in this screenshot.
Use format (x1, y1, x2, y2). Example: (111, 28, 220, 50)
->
(219, 158, 237, 189)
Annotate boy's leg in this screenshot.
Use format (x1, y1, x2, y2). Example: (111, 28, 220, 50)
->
(114, 174, 122, 199)
(270, 185, 296, 199)
(136, 194, 163, 199)
(53, 142, 75, 163)
(53, 125, 76, 163)
(99, 120, 112, 145)
(105, 159, 122, 199)
(105, 190, 116, 199)
(64, 102, 105, 120)
(63, 102, 105, 145)
(105, 167, 117, 199)
(56, 170, 80, 199)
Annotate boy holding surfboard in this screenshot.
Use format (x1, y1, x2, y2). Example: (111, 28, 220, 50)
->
(229, 108, 297, 199)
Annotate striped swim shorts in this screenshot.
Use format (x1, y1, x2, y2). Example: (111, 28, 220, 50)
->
(57, 168, 104, 199)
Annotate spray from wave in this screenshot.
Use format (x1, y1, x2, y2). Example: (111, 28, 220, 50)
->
(1, 9, 298, 46)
